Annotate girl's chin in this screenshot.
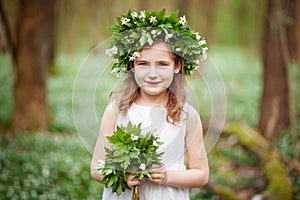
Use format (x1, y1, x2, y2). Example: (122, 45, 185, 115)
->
(140, 87, 168, 96)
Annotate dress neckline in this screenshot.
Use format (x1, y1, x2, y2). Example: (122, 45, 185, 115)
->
(132, 102, 166, 110)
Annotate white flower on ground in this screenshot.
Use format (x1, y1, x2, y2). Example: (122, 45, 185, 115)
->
(131, 12, 138, 18)
(121, 17, 130, 25)
(139, 163, 146, 170)
(179, 15, 186, 25)
(139, 11, 146, 19)
(105, 46, 118, 57)
(131, 134, 139, 141)
(149, 16, 157, 23)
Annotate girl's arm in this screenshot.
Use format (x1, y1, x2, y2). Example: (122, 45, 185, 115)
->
(90, 102, 117, 183)
(149, 104, 209, 188)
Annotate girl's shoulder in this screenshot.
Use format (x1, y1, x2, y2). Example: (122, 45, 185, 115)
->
(102, 100, 121, 123)
(183, 103, 201, 123)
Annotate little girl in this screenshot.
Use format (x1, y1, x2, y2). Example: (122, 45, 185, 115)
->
(91, 9, 209, 200)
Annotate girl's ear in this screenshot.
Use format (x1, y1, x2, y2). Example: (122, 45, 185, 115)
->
(174, 57, 183, 74)
(174, 61, 182, 74)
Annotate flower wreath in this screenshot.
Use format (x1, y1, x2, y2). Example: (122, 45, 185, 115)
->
(105, 9, 208, 77)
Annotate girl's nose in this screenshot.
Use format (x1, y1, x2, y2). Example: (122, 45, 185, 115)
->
(148, 65, 158, 78)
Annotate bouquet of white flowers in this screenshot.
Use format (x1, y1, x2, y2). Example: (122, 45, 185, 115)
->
(97, 122, 164, 200)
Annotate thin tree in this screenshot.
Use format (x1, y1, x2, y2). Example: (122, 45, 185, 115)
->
(259, 0, 294, 141)
(11, 0, 55, 131)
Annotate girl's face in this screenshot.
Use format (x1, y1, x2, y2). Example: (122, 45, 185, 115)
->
(133, 42, 180, 98)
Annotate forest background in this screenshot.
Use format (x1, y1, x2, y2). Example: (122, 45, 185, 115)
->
(0, 0, 299, 199)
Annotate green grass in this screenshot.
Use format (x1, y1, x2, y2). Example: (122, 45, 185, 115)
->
(0, 132, 102, 199)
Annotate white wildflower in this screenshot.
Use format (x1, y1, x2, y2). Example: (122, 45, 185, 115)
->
(105, 46, 118, 57)
(131, 12, 138, 18)
(165, 33, 173, 42)
(139, 11, 146, 19)
(131, 134, 138, 141)
(163, 29, 173, 42)
(121, 17, 130, 25)
(96, 160, 105, 169)
(139, 163, 146, 170)
(149, 16, 157, 23)
(132, 52, 140, 58)
(151, 30, 156, 35)
(201, 52, 208, 61)
(175, 47, 181, 52)
(179, 15, 186, 25)
(193, 32, 201, 40)
(124, 36, 130, 42)
(198, 39, 206, 46)
(195, 59, 200, 65)
(153, 140, 159, 146)
(129, 52, 140, 61)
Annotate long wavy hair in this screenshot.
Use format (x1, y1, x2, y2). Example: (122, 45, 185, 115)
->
(111, 42, 187, 124)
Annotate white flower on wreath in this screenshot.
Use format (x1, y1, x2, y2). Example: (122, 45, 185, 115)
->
(139, 11, 146, 19)
(105, 46, 118, 57)
(149, 16, 157, 23)
(151, 30, 157, 35)
(179, 15, 186, 25)
(139, 163, 146, 170)
(121, 17, 130, 25)
(201, 52, 208, 61)
(131, 12, 138, 18)
(198, 39, 206, 46)
(164, 30, 173, 42)
(193, 32, 201, 40)
(175, 47, 181, 52)
(129, 52, 140, 61)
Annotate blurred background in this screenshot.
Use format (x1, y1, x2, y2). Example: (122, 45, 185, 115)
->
(0, 0, 299, 199)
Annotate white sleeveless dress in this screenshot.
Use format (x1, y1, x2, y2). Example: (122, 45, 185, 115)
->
(102, 103, 190, 200)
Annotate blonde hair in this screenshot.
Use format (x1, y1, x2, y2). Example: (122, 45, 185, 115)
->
(111, 44, 187, 124)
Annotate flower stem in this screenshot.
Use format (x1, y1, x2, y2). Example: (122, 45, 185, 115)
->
(131, 185, 140, 200)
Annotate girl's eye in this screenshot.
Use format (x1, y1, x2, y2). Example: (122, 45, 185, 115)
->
(138, 62, 147, 66)
(159, 63, 168, 67)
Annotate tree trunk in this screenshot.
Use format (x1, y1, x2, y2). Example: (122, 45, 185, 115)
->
(258, 0, 292, 140)
(12, 0, 55, 131)
(293, 0, 300, 117)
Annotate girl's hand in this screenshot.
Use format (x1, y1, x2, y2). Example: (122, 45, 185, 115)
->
(127, 173, 141, 188)
(148, 163, 167, 185)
